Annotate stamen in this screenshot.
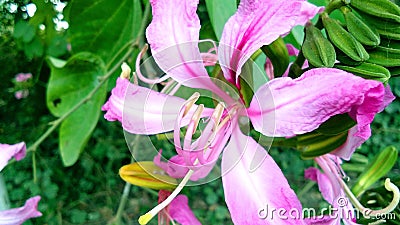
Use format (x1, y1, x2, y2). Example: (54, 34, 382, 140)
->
(199, 102, 225, 152)
(182, 92, 201, 117)
(190, 104, 205, 133)
(183, 104, 204, 152)
(211, 102, 225, 126)
(132, 72, 138, 85)
(340, 178, 400, 217)
(120, 62, 131, 79)
(216, 104, 238, 132)
(138, 170, 195, 225)
(135, 44, 170, 84)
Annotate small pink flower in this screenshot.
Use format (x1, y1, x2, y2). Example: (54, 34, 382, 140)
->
(15, 73, 32, 83)
(14, 90, 29, 99)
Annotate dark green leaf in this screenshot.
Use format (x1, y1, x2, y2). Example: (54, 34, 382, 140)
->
(68, 0, 142, 66)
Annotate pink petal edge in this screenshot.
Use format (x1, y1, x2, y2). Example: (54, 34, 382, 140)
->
(0, 196, 42, 225)
(0, 142, 26, 172)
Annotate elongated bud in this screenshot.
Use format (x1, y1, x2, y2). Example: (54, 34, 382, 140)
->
(261, 37, 289, 77)
(298, 131, 348, 159)
(341, 6, 380, 47)
(368, 46, 400, 67)
(354, 10, 400, 40)
(350, 0, 400, 23)
(119, 161, 178, 190)
(335, 62, 391, 84)
(322, 13, 369, 62)
(302, 22, 336, 68)
(352, 146, 398, 197)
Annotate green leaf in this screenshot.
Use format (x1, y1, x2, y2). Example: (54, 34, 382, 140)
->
(68, 0, 142, 66)
(47, 53, 107, 166)
(13, 21, 36, 43)
(205, 0, 237, 40)
(23, 36, 44, 59)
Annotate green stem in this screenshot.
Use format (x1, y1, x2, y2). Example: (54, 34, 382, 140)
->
(27, 44, 136, 154)
(113, 182, 131, 225)
(136, 2, 151, 48)
(298, 181, 315, 199)
(112, 135, 140, 224)
(32, 152, 37, 183)
(106, 39, 137, 70)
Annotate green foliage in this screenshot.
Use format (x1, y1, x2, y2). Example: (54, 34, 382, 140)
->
(205, 0, 237, 40)
(47, 53, 108, 166)
(67, 0, 142, 67)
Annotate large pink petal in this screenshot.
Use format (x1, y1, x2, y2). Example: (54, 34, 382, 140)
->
(0, 196, 42, 225)
(248, 68, 389, 138)
(146, 0, 221, 93)
(169, 195, 201, 225)
(219, 0, 321, 85)
(222, 127, 304, 225)
(0, 142, 26, 172)
(102, 78, 212, 135)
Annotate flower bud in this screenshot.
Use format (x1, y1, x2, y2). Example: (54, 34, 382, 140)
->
(119, 161, 178, 190)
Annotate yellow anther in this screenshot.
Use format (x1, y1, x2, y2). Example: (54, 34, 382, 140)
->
(183, 92, 201, 117)
(191, 104, 204, 133)
(120, 62, 131, 79)
(138, 213, 153, 225)
(211, 102, 225, 126)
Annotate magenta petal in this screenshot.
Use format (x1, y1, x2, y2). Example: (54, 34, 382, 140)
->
(0, 196, 42, 225)
(169, 195, 201, 225)
(219, 0, 321, 85)
(102, 78, 212, 134)
(0, 142, 26, 172)
(304, 167, 335, 204)
(154, 151, 216, 181)
(222, 127, 304, 225)
(248, 68, 387, 138)
(146, 0, 217, 91)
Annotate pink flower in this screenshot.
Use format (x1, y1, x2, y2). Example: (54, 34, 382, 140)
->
(0, 196, 42, 225)
(14, 73, 32, 83)
(0, 142, 26, 172)
(103, 0, 394, 224)
(14, 90, 29, 100)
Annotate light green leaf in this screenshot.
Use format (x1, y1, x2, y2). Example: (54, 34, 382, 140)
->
(205, 0, 237, 40)
(68, 0, 142, 66)
(46, 53, 107, 166)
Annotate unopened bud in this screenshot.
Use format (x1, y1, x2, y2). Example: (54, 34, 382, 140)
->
(352, 146, 398, 197)
(119, 161, 177, 190)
